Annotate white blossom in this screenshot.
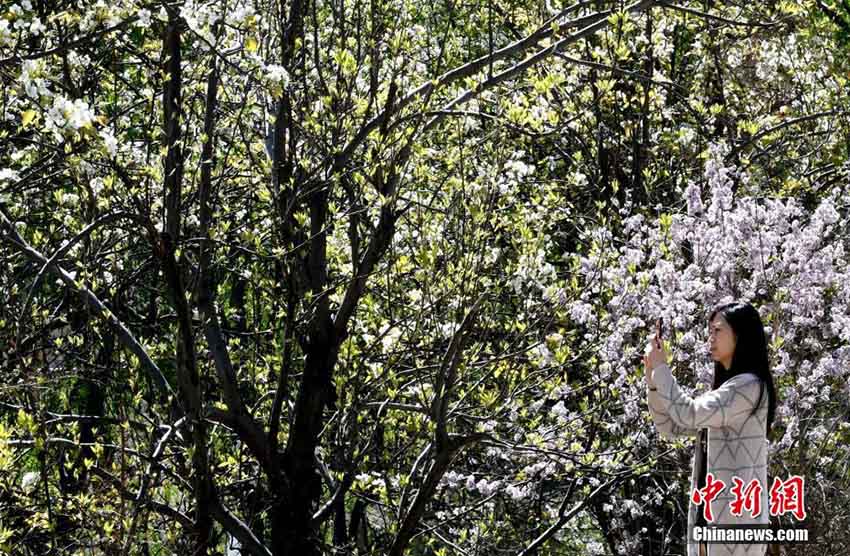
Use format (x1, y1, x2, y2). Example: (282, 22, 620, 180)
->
(264, 64, 290, 86)
(21, 471, 39, 492)
(0, 168, 20, 182)
(28, 17, 46, 36)
(100, 129, 118, 156)
(135, 8, 151, 27)
(684, 180, 704, 216)
(44, 96, 96, 141)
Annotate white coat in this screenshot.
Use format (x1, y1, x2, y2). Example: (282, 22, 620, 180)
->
(648, 362, 770, 556)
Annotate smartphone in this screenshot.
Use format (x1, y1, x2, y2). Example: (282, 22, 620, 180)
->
(656, 317, 663, 346)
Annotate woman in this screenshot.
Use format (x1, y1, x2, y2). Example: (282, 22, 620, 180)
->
(644, 301, 777, 556)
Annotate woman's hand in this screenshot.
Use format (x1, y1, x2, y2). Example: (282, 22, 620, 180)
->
(643, 329, 669, 387)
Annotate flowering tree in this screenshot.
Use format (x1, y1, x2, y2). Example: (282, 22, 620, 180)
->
(1, 0, 848, 555)
(561, 141, 849, 554)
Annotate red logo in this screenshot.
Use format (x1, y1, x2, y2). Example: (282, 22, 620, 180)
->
(691, 475, 807, 521)
(769, 475, 806, 521)
(691, 473, 726, 522)
(730, 476, 763, 518)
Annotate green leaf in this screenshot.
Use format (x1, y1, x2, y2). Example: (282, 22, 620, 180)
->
(257, 185, 272, 203)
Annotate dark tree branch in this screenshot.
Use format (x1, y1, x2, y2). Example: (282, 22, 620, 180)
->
(333, 0, 656, 173)
(268, 288, 296, 459)
(193, 46, 272, 473)
(388, 293, 488, 556)
(0, 17, 139, 67)
(15, 211, 150, 357)
(657, 0, 783, 28)
(310, 399, 391, 527)
(727, 109, 849, 159)
(517, 474, 626, 556)
(158, 10, 212, 553)
(430, 293, 488, 447)
(163, 10, 183, 242)
(210, 499, 273, 556)
(0, 207, 175, 399)
(91, 466, 194, 530)
(421, 0, 659, 136)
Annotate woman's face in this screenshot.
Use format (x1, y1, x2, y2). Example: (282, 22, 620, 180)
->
(708, 314, 736, 368)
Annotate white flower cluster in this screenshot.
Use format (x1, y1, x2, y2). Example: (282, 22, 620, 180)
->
(437, 320, 460, 339)
(264, 64, 290, 86)
(528, 95, 554, 129)
(510, 245, 557, 297)
(755, 36, 797, 81)
(677, 126, 696, 148)
(354, 472, 386, 491)
(0, 19, 13, 48)
(134, 8, 151, 27)
(43, 96, 96, 141)
(704, 141, 736, 222)
(464, 475, 502, 497)
(551, 400, 570, 422)
(227, 3, 255, 26)
(1, 1, 46, 45)
(179, 1, 221, 43)
(379, 324, 402, 354)
(100, 129, 118, 156)
(650, 16, 675, 59)
(79, 0, 122, 32)
(533, 342, 555, 369)
(21, 471, 39, 493)
(504, 482, 532, 500)
(0, 168, 20, 182)
(462, 98, 480, 132)
(542, 284, 568, 306)
(567, 300, 594, 326)
(683, 179, 704, 216)
(495, 155, 534, 195)
(18, 59, 50, 100)
(440, 470, 466, 489)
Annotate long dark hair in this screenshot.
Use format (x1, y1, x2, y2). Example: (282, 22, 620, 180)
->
(708, 301, 778, 439)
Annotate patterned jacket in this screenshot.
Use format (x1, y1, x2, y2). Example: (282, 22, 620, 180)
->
(648, 362, 770, 556)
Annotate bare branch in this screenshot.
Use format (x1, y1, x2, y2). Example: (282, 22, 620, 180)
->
(517, 474, 625, 556)
(90, 466, 194, 530)
(0, 207, 175, 399)
(422, 0, 659, 135)
(334, 0, 655, 172)
(657, 0, 783, 28)
(15, 211, 147, 356)
(210, 499, 274, 556)
(728, 109, 849, 159)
